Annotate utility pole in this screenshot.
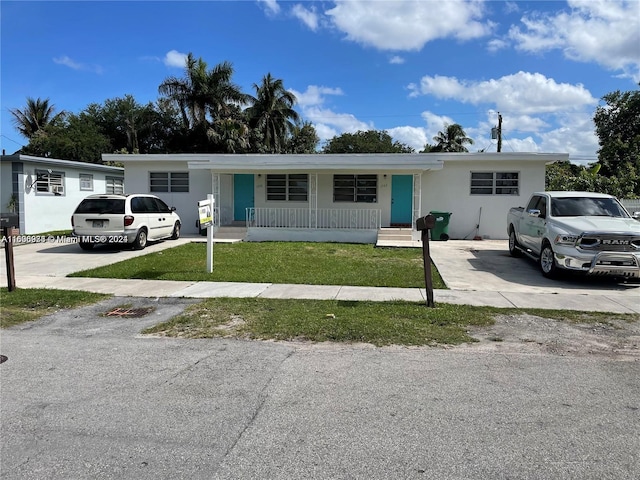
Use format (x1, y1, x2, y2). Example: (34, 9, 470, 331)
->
(497, 112, 502, 153)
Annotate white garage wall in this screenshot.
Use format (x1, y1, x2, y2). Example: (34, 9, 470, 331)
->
(421, 160, 547, 240)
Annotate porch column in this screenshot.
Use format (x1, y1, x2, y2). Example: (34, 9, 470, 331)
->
(412, 173, 422, 228)
(211, 172, 221, 227)
(309, 173, 318, 228)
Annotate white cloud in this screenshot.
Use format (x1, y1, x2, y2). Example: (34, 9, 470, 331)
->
(389, 56, 405, 65)
(386, 126, 427, 152)
(164, 50, 188, 68)
(486, 38, 508, 53)
(509, 0, 640, 80)
(291, 85, 372, 143)
(408, 71, 597, 115)
(291, 4, 319, 31)
(304, 106, 373, 137)
(258, 0, 280, 16)
(291, 85, 344, 107)
(325, 0, 493, 51)
(53, 55, 103, 74)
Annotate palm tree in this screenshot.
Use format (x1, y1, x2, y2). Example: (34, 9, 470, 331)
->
(9, 97, 65, 139)
(158, 53, 250, 132)
(208, 117, 250, 153)
(245, 73, 300, 153)
(432, 123, 474, 152)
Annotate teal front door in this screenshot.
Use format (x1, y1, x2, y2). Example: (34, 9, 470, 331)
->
(234, 174, 254, 221)
(391, 175, 413, 226)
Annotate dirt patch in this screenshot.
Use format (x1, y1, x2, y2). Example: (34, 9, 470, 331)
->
(212, 314, 247, 335)
(460, 314, 640, 360)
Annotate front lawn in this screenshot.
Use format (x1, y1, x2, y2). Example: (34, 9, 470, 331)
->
(69, 242, 444, 288)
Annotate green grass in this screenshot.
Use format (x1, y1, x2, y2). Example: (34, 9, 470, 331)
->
(69, 242, 445, 288)
(0, 288, 110, 328)
(2, 286, 637, 346)
(142, 297, 639, 346)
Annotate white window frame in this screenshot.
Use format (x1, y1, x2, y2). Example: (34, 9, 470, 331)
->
(470, 171, 519, 195)
(333, 174, 377, 203)
(150, 172, 189, 193)
(106, 176, 124, 194)
(266, 174, 308, 202)
(35, 169, 65, 196)
(80, 173, 94, 191)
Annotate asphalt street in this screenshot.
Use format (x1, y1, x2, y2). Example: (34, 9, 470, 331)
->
(1, 238, 639, 478)
(1, 296, 639, 480)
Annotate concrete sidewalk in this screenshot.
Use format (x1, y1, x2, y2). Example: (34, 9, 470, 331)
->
(2, 237, 639, 313)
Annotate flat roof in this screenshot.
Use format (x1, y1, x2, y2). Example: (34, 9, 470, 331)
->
(103, 152, 568, 173)
(2, 154, 124, 173)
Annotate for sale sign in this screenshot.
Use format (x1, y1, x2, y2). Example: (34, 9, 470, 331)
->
(198, 198, 213, 228)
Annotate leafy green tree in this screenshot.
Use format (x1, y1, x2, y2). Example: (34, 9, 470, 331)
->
(286, 121, 319, 153)
(594, 85, 640, 181)
(420, 143, 438, 153)
(322, 130, 414, 154)
(545, 160, 638, 198)
(21, 112, 110, 163)
(245, 73, 300, 153)
(9, 97, 65, 139)
(85, 95, 162, 154)
(428, 123, 474, 152)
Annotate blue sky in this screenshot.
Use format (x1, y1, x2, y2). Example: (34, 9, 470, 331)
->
(1, 0, 639, 163)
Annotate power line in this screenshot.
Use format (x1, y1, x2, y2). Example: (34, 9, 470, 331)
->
(0, 134, 25, 147)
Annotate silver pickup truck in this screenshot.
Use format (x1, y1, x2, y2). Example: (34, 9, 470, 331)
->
(507, 191, 640, 279)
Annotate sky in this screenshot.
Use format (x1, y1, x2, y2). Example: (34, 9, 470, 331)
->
(1, 0, 639, 163)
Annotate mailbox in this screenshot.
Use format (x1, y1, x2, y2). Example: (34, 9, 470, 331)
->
(1, 213, 19, 229)
(416, 214, 435, 231)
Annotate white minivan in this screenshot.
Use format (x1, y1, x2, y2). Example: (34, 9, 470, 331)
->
(71, 194, 181, 250)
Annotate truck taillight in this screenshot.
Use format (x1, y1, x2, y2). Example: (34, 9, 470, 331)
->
(124, 215, 134, 226)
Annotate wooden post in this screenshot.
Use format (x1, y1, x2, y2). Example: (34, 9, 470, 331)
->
(416, 215, 436, 308)
(3, 227, 16, 291)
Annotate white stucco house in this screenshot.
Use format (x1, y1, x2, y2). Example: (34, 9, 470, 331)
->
(105, 152, 568, 242)
(1, 154, 124, 234)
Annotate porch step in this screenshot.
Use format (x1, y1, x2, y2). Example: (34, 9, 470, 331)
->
(214, 226, 246, 242)
(376, 228, 420, 248)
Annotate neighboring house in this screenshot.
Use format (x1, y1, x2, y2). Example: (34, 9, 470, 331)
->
(106, 152, 568, 241)
(1, 154, 124, 234)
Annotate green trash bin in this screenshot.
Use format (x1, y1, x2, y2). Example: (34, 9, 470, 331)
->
(429, 211, 452, 241)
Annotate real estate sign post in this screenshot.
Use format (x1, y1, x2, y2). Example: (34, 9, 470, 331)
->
(198, 195, 214, 273)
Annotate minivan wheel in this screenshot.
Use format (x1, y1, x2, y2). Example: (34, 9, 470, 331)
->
(171, 222, 181, 240)
(539, 242, 559, 279)
(133, 229, 148, 250)
(79, 242, 94, 251)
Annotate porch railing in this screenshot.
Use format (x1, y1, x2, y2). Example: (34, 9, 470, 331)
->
(247, 208, 381, 230)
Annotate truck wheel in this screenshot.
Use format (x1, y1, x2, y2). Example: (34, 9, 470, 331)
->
(508, 228, 521, 257)
(132, 229, 148, 250)
(539, 242, 559, 279)
(171, 222, 181, 240)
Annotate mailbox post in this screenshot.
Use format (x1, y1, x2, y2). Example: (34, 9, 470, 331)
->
(416, 215, 436, 307)
(1, 213, 19, 291)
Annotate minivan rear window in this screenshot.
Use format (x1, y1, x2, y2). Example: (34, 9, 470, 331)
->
(74, 199, 125, 214)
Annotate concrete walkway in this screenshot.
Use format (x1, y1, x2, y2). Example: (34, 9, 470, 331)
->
(2, 236, 639, 313)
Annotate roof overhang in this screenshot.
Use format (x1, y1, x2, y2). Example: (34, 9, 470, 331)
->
(102, 152, 570, 173)
(2, 154, 124, 173)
